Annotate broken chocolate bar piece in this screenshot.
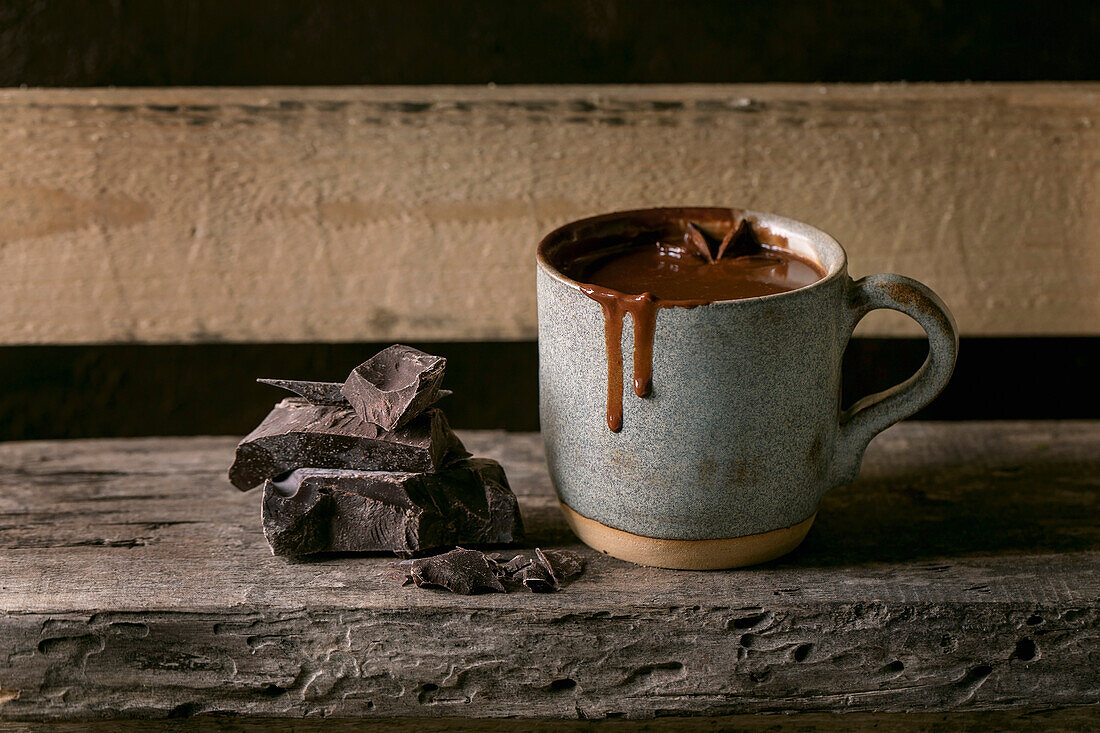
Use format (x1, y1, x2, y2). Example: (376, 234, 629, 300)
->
(229, 399, 469, 491)
(342, 345, 446, 431)
(259, 378, 454, 409)
(257, 378, 348, 405)
(515, 558, 556, 592)
(406, 547, 506, 595)
(536, 548, 586, 585)
(261, 476, 334, 556)
(259, 458, 524, 556)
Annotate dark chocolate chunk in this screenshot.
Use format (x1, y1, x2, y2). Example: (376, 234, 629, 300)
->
(341, 345, 446, 431)
(258, 458, 523, 556)
(261, 476, 334, 556)
(228, 399, 469, 491)
(257, 378, 348, 405)
(407, 547, 506, 595)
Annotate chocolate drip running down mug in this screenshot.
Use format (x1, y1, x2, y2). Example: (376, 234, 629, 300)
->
(537, 207, 958, 569)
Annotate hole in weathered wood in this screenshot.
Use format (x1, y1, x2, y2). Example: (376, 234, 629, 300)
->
(955, 664, 994, 690)
(167, 702, 203, 719)
(548, 678, 577, 692)
(417, 683, 439, 704)
(729, 611, 772, 630)
(258, 683, 286, 697)
(1013, 638, 1037, 662)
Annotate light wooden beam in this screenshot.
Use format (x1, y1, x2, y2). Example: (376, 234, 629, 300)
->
(0, 84, 1096, 344)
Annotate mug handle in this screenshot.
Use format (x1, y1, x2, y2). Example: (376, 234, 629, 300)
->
(830, 274, 959, 486)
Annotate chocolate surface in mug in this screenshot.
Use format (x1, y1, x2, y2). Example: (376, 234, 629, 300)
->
(557, 218, 825, 432)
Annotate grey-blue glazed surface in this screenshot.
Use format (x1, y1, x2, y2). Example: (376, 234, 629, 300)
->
(537, 207, 958, 541)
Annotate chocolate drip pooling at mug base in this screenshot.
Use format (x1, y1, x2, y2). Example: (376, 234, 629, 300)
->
(568, 218, 825, 432)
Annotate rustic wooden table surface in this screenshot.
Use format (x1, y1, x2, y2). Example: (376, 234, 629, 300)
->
(1, 422, 1098, 724)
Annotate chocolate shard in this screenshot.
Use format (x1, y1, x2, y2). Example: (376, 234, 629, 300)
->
(537, 548, 586, 583)
(258, 378, 453, 409)
(685, 221, 716, 263)
(496, 553, 532, 578)
(517, 548, 587, 592)
(515, 560, 556, 593)
(714, 221, 739, 261)
(341, 345, 447, 431)
(407, 547, 506, 595)
(722, 219, 763, 259)
(258, 458, 523, 556)
(261, 476, 334, 556)
(257, 378, 348, 405)
(228, 399, 469, 491)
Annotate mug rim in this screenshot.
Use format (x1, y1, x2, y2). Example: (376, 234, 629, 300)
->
(536, 206, 849, 304)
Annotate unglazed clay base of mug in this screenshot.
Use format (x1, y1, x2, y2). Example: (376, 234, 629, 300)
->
(560, 502, 816, 570)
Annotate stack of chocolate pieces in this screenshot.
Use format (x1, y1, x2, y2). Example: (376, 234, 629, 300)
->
(228, 345, 525, 557)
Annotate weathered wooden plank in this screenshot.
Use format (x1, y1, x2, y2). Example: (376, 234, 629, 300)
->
(1, 708, 1099, 732)
(0, 84, 1096, 344)
(0, 422, 1098, 720)
(1, 708, 1099, 731)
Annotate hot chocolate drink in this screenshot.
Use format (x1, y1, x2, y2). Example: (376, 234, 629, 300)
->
(537, 206, 958, 569)
(553, 217, 825, 432)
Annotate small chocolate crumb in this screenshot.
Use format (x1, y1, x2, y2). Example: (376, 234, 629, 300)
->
(538, 548, 587, 583)
(406, 547, 506, 595)
(401, 547, 586, 594)
(515, 560, 557, 593)
(497, 554, 533, 577)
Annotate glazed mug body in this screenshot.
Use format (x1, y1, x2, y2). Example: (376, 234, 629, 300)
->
(536, 207, 957, 569)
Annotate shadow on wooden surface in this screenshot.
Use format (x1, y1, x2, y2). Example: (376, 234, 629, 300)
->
(787, 436, 1100, 567)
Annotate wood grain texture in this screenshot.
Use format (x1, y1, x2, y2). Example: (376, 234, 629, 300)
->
(1, 422, 1098, 720)
(0, 84, 1096, 344)
(1, 708, 1099, 732)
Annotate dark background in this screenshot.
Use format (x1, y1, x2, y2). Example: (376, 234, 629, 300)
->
(2, 0, 1098, 85)
(2, 0, 1097, 438)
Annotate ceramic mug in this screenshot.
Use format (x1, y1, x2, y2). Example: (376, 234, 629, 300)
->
(536, 207, 958, 569)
